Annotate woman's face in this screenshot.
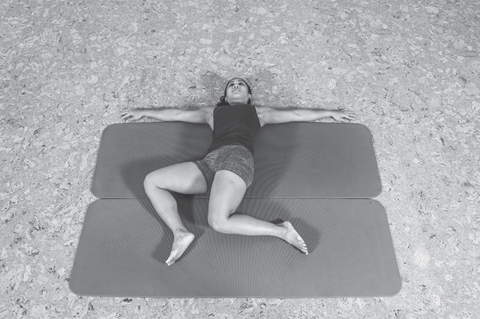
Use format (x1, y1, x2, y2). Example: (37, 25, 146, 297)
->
(225, 78, 251, 105)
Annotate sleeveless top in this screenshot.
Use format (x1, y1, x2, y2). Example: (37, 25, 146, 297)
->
(207, 104, 261, 155)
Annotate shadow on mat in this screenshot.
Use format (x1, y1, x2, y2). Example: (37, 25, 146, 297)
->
(247, 121, 300, 198)
(244, 122, 322, 252)
(235, 200, 321, 256)
(119, 115, 322, 264)
(149, 200, 322, 264)
(149, 197, 209, 265)
(120, 122, 212, 264)
(119, 122, 211, 199)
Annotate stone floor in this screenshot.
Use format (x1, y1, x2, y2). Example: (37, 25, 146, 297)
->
(1, 0, 479, 318)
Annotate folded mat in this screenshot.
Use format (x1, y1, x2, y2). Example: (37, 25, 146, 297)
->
(69, 198, 400, 298)
(91, 122, 381, 199)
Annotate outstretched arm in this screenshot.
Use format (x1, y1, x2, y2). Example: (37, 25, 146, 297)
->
(121, 107, 214, 127)
(257, 107, 354, 126)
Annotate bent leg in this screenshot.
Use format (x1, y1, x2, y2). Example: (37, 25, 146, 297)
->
(208, 170, 308, 254)
(144, 161, 207, 231)
(144, 162, 207, 265)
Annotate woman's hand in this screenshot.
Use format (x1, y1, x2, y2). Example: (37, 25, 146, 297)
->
(120, 109, 145, 121)
(330, 109, 355, 122)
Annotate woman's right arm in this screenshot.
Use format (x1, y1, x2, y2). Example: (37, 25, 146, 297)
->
(121, 107, 214, 127)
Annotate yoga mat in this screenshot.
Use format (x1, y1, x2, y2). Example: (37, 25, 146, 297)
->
(69, 198, 401, 298)
(90, 122, 381, 199)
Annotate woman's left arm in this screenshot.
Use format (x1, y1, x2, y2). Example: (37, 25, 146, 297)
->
(257, 107, 354, 126)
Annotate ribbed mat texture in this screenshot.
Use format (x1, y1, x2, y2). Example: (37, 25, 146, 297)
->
(69, 122, 400, 298)
(91, 123, 381, 198)
(70, 198, 401, 298)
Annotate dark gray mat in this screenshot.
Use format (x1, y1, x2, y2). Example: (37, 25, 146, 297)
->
(90, 122, 381, 198)
(69, 198, 400, 298)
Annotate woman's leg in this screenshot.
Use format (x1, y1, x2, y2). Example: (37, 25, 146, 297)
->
(144, 162, 207, 266)
(207, 170, 308, 254)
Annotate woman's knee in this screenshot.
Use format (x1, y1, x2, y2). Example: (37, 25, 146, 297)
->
(208, 214, 231, 234)
(144, 170, 167, 190)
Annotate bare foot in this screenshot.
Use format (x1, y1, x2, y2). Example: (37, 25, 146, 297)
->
(280, 221, 308, 255)
(166, 230, 195, 266)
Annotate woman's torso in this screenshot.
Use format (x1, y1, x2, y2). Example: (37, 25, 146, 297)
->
(207, 104, 261, 154)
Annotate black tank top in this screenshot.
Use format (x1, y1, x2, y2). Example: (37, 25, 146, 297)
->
(207, 104, 261, 154)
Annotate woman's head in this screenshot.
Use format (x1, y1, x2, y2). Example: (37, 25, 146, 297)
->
(217, 78, 252, 106)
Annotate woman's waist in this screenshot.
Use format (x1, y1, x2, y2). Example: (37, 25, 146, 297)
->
(207, 140, 254, 155)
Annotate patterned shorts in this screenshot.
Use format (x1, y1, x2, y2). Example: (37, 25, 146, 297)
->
(193, 144, 254, 193)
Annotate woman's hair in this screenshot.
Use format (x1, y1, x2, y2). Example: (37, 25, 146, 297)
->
(217, 78, 253, 106)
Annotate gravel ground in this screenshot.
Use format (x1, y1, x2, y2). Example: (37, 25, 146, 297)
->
(1, 0, 479, 318)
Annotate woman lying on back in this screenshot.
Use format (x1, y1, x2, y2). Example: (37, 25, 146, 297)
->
(121, 78, 354, 266)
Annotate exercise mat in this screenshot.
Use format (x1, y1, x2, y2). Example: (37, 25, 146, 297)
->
(91, 122, 381, 199)
(69, 198, 400, 298)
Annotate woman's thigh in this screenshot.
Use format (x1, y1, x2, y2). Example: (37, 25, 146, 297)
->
(207, 170, 247, 224)
(144, 162, 208, 194)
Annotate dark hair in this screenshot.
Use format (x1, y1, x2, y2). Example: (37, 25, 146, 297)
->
(217, 78, 253, 106)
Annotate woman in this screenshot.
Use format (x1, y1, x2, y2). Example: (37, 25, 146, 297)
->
(120, 78, 354, 266)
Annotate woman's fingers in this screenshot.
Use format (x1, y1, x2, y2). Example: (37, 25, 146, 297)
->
(341, 110, 355, 120)
(120, 112, 136, 120)
(120, 112, 130, 120)
(121, 109, 145, 121)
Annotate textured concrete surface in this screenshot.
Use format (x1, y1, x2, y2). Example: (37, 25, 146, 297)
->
(1, 0, 479, 318)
